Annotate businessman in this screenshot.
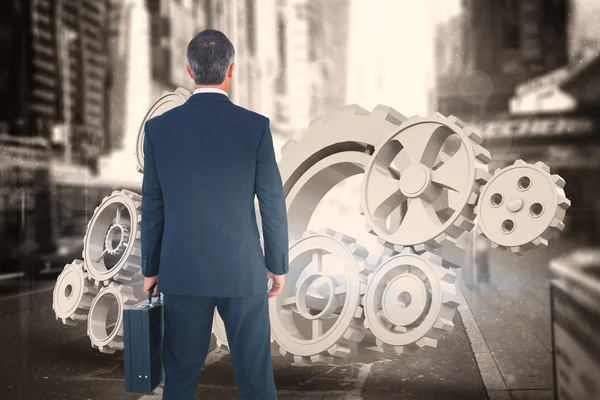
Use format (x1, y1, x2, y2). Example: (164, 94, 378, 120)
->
(140, 29, 289, 400)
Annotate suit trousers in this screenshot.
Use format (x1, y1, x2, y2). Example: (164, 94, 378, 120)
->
(161, 292, 277, 400)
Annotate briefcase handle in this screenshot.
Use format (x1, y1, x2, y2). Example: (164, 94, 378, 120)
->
(147, 283, 158, 304)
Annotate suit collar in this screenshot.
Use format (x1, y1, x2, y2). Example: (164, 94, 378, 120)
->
(186, 92, 231, 104)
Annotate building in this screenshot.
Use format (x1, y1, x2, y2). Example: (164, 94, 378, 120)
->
(0, 0, 113, 172)
(434, 0, 600, 243)
(436, 0, 569, 120)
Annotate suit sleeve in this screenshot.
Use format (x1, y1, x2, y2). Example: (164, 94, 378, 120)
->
(141, 122, 164, 278)
(255, 117, 289, 275)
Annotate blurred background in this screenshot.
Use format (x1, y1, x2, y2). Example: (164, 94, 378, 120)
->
(1, 0, 600, 398)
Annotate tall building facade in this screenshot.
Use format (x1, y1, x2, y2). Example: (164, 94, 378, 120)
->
(0, 0, 113, 171)
(436, 0, 570, 120)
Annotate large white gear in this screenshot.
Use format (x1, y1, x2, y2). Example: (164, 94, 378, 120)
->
(135, 87, 191, 173)
(475, 159, 571, 255)
(87, 282, 139, 354)
(83, 189, 143, 285)
(275, 104, 407, 261)
(361, 247, 459, 355)
(269, 229, 374, 364)
(360, 114, 491, 250)
(52, 259, 98, 326)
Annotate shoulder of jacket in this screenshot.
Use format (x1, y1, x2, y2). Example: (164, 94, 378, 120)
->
(230, 103, 267, 122)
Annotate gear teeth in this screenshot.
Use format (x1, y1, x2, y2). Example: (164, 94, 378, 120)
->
(510, 246, 527, 256)
(416, 337, 438, 349)
(433, 317, 454, 331)
(370, 104, 407, 125)
(473, 145, 491, 164)
(302, 230, 318, 238)
(310, 354, 334, 364)
(513, 159, 527, 166)
(327, 343, 352, 358)
(358, 202, 364, 215)
(453, 215, 475, 231)
(549, 218, 565, 231)
(442, 292, 461, 308)
(281, 138, 296, 155)
(348, 243, 369, 258)
(308, 115, 327, 127)
(293, 355, 311, 365)
(532, 236, 549, 247)
(440, 269, 457, 284)
(174, 87, 190, 96)
(339, 104, 371, 117)
(365, 223, 376, 235)
(534, 161, 550, 173)
(343, 326, 366, 342)
(279, 348, 288, 357)
(394, 344, 419, 355)
(557, 196, 571, 209)
(475, 168, 490, 185)
(489, 242, 506, 251)
(552, 174, 566, 188)
(419, 251, 443, 265)
(400, 247, 415, 255)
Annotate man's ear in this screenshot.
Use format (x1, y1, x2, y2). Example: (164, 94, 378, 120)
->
(186, 65, 194, 81)
(228, 63, 235, 78)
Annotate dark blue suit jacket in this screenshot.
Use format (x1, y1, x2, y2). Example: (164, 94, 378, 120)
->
(140, 92, 289, 297)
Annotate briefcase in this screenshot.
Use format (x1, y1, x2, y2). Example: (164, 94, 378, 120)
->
(123, 287, 165, 393)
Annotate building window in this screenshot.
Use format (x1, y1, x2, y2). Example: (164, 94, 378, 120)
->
(500, 0, 520, 49)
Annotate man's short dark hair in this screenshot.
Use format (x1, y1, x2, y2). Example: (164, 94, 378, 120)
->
(186, 29, 235, 85)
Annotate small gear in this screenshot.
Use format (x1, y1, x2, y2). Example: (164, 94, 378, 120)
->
(360, 113, 491, 250)
(52, 259, 98, 326)
(269, 228, 374, 364)
(135, 87, 191, 173)
(88, 282, 139, 354)
(83, 189, 143, 285)
(475, 160, 571, 255)
(361, 247, 459, 355)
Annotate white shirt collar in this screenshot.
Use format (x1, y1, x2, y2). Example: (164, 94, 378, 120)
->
(193, 88, 228, 97)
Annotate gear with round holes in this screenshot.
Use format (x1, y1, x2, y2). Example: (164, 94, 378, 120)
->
(83, 189, 143, 285)
(135, 87, 191, 173)
(269, 228, 375, 364)
(360, 114, 491, 251)
(88, 282, 139, 354)
(475, 160, 571, 255)
(275, 103, 408, 262)
(361, 247, 459, 355)
(52, 259, 98, 326)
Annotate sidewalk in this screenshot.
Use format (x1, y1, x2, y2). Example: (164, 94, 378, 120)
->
(458, 234, 581, 400)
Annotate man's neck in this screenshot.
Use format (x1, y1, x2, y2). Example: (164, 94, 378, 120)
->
(194, 84, 228, 94)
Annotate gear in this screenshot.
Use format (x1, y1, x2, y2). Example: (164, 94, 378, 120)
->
(475, 160, 571, 255)
(275, 104, 406, 266)
(87, 282, 139, 354)
(52, 259, 98, 326)
(360, 114, 491, 250)
(83, 189, 143, 285)
(269, 229, 374, 364)
(135, 87, 191, 173)
(361, 247, 459, 355)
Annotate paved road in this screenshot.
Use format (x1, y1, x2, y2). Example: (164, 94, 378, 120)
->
(0, 279, 487, 400)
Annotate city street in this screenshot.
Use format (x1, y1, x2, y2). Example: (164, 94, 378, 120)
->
(0, 278, 487, 400)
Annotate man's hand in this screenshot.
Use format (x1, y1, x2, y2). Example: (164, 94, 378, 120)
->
(266, 270, 285, 298)
(143, 276, 159, 297)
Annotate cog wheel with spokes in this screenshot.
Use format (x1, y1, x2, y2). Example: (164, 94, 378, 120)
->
(475, 160, 571, 254)
(52, 259, 98, 325)
(135, 87, 191, 173)
(269, 229, 374, 364)
(83, 189, 143, 285)
(88, 282, 139, 354)
(360, 114, 491, 249)
(361, 247, 460, 355)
